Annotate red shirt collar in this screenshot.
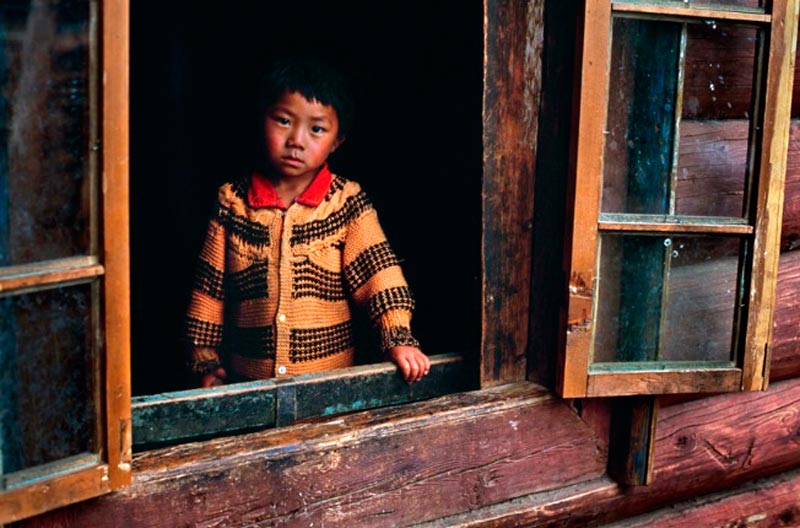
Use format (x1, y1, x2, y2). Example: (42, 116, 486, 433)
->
(248, 164, 333, 210)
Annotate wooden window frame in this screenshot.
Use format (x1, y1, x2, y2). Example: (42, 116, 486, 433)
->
(126, 4, 508, 448)
(559, 0, 799, 398)
(129, 0, 541, 449)
(0, 0, 131, 523)
(0, 1, 539, 520)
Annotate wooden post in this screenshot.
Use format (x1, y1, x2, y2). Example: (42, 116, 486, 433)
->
(481, 0, 543, 387)
(609, 395, 659, 486)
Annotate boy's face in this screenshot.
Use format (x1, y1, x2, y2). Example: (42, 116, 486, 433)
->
(264, 90, 343, 181)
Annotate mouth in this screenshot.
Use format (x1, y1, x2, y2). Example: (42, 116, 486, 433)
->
(281, 157, 304, 167)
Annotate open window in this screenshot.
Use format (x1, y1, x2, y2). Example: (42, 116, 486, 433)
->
(0, 0, 130, 522)
(128, 1, 483, 446)
(560, 0, 797, 397)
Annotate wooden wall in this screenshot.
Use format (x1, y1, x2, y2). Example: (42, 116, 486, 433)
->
(15, 3, 800, 527)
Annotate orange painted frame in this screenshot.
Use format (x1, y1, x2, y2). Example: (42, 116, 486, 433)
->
(558, 0, 798, 398)
(0, 0, 131, 522)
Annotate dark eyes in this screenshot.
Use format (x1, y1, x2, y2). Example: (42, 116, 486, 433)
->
(271, 116, 327, 134)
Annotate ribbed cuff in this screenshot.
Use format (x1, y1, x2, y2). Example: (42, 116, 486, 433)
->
(380, 326, 420, 353)
(190, 347, 221, 375)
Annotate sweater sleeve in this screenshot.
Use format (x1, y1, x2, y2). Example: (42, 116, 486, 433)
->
(342, 193, 420, 353)
(184, 211, 227, 374)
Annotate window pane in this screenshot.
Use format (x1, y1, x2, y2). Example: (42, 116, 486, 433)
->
(676, 23, 759, 217)
(0, 1, 92, 267)
(603, 17, 681, 216)
(0, 283, 96, 476)
(602, 18, 759, 218)
(593, 234, 742, 364)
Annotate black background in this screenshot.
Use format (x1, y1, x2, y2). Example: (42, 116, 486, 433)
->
(131, 2, 482, 395)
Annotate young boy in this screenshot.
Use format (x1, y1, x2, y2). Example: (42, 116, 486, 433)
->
(185, 59, 429, 387)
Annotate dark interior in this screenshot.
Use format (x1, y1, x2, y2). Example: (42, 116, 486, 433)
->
(130, 2, 483, 395)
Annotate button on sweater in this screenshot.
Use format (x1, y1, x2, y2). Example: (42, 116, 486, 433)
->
(185, 165, 419, 379)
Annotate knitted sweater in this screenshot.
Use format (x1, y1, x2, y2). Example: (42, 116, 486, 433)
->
(185, 165, 419, 380)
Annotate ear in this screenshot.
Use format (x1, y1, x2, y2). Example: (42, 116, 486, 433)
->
(330, 135, 346, 153)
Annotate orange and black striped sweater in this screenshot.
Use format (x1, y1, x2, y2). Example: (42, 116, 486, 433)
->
(185, 166, 419, 380)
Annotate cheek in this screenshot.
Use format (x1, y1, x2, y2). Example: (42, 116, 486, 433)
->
(264, 129, 284, 153)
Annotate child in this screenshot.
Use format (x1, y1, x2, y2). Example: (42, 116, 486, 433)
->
(185, 59, 429, 387)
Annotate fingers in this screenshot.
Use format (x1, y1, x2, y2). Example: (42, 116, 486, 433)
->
(398, 357, 412, 382)
(388, 346, 430, 384)
(200, 368, 227, 388)
(200, 373, 216, 388)
(406, 355, 421, 383)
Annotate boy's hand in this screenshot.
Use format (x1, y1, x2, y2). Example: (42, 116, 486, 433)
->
(388, 346, 430, 384)
(200, 367, 227, 388)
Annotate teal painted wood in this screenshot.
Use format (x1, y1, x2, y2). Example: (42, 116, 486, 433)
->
(132, 354, 466, 447)
(292, 354, 468, 422)
(131, 380, 278, 446)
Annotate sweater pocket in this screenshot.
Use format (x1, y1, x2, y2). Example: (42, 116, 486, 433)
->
(292, 237, 346, 301)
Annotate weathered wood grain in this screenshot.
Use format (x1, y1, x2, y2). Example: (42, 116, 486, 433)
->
(102, 0, 132, 490)
(600, 467, 800, 527)
(782, 122, 800, 250)
(528, 0, 579, 388)
(131, 354, 467, 446)
(608, 397, 658, 486)
(559, 0, 612, 397)
(20, 384, 606, 528)
(771, 248, 800, 380)
(741, 0, 798, 390)
(0, 256, 102, 296)
(416, 377, 800, 528)
(481, 0, 543, 387)
(21, 377, 800, 527)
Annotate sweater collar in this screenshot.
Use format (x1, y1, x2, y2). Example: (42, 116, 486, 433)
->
(248, 164, 332, 210)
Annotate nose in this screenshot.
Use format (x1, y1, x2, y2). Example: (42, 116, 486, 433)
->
(286, 127, 305, 150)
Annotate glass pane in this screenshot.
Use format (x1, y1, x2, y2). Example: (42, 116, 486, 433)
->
(0, 283, 96, 477)
(604, 17, 681, 216)
(676, 23, 758, 217)
(593, 234, 742, 364)
(602, 18, 759, 218)
(0, 1, 92, 267)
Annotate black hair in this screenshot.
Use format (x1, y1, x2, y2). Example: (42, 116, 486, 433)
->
(259, 58, 354, 139)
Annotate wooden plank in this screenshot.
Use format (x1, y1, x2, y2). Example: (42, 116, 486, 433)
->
(24, 377, 800, 528)
(0, 257, 103, 296)
(742, 0, 799, 391)
(21, 384, 607, 528)
(598, 218, 752, 234)
(102, 0, 132, 489)
(612, 3, 771, 23)
(771, 248, 800, 380)
(132, 354, 466, 446)
(0, 464, 110, 524)
(602, 467, 800, 527)
(586, 368, 741, 396)
(528, 0, 581, 387)
(781, 122, 800, 250)
(481, 0, 543, 387)
(292, 354, 468, 421)
(560, 0, 611, 398)
(415, 377, 800, 528)
(608, 397, 659, 486)
(132, 381, 277, 446)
